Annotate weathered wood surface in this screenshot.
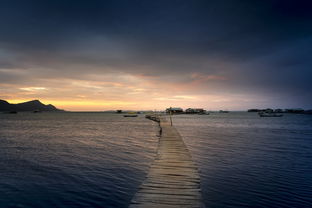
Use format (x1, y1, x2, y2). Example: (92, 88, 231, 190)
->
(129, 116, 204, 208)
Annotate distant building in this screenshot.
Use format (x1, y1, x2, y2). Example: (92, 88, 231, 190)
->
(274, 109, 284, 113)
(185, 108, 205, 114)
(166, 107, 183, 114)
(262, 108, 274, 113)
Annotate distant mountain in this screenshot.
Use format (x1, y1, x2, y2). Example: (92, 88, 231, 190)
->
(0, 99, 62, 112)
(0, 100, 11, 111)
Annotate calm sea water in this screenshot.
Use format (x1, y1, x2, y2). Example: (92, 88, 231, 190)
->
(173, 113, 312, 208)
(0, 112, 159, 208)
(0, 112, 311, 208)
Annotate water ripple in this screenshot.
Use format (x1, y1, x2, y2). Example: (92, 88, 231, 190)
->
(173, 113, 312, 208)
(0, 112, 158, 208)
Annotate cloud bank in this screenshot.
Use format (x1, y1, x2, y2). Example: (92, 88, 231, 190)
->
(0, 0, 311, 110)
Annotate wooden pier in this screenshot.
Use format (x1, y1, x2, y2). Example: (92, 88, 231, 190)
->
(129, 115, 204, 208)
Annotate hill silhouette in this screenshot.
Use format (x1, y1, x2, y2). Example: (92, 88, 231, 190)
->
(0, 99, 62, 112)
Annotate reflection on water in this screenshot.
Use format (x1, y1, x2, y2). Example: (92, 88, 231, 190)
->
(0, 112, 159, 208)
(173, 112, 312, 208)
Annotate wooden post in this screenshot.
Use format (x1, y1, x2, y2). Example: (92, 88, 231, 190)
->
(169, 107, 173, 126)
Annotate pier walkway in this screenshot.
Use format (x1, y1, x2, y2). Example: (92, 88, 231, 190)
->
(129, 115, 204, 208)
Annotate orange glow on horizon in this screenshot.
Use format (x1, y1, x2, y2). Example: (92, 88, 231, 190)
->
(2, 72, 268, 111)
(6, 99, 139, 111)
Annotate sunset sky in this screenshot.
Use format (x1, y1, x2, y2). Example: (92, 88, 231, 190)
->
(1, 0, 311, 111)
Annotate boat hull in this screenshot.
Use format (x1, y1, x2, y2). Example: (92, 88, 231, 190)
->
(123, 115, 138, 117)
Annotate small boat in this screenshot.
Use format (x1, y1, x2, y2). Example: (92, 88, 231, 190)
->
(258, 112, 283, 117)
(124, 114, 138, 117)
(9, 111, 18, 114)
(123, 112, 138, 117)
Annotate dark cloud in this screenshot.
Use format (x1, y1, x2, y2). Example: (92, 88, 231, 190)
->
(0, 0, 312, 108)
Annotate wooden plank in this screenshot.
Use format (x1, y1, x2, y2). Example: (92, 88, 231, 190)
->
(129, 115, 205, 208)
